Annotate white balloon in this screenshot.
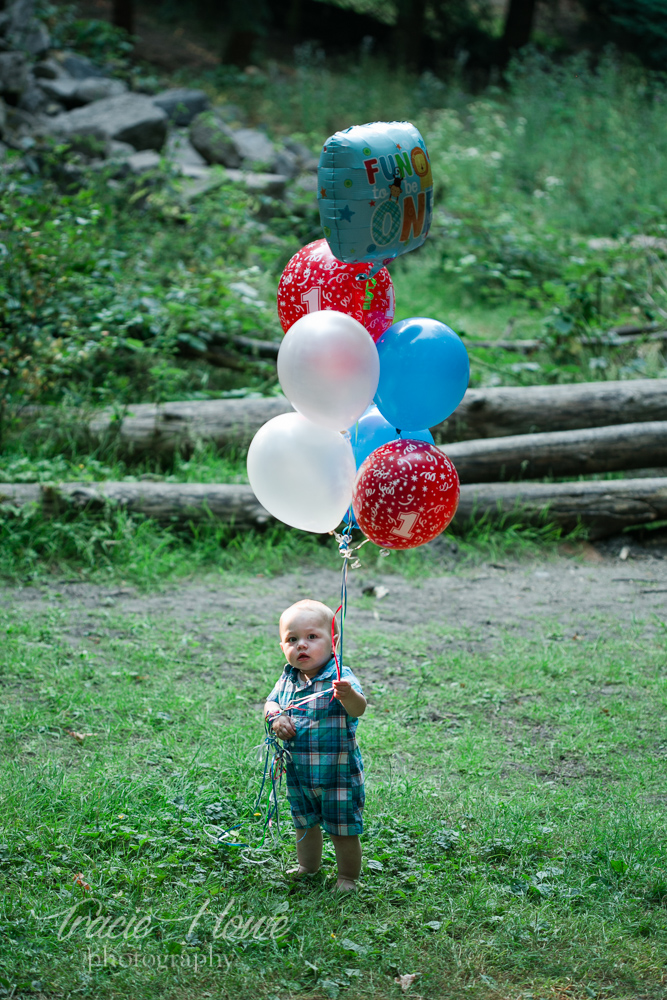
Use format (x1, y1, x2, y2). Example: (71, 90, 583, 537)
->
(247, 412, 356, 533)
(277, 309, 380, 431)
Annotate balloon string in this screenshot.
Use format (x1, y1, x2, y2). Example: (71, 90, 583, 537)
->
(332, 520, 351, 683)
(332, 603, 342, 682)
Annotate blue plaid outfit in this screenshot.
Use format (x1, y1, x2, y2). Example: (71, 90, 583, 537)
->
(266, 657, 365, 836)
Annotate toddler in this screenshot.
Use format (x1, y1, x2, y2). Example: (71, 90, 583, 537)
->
(263, 599, 366, 892)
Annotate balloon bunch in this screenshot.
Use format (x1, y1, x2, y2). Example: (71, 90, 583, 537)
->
(247, 121, 469, 552)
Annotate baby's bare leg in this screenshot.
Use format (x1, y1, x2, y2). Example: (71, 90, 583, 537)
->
(295, 825, 322, 874)
(330, 834, 361, 890)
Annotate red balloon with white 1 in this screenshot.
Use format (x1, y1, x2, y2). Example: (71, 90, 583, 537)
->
(352, 439, 460, 550)
(277, 239, 395, 342)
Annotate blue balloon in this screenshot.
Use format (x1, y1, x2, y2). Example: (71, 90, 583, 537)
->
(347, 405, 434, 468)
(374, 318, 469, 430)
(318, 121, 434, 276)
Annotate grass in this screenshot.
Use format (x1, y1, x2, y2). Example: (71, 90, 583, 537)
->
(0, 593, 665, 998)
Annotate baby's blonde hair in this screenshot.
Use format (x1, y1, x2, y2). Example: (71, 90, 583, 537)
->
(279, 599, 338, 638)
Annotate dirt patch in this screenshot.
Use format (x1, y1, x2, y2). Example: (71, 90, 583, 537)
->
(3, 549, 664, 658)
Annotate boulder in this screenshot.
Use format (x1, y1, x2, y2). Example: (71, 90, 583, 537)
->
(16, 19, 49, 56)
(61, 53, 107, 79)
(127, 149, 161, 174)
(232, 127, 275, 167)
(17, 75, 49, 113)
(108, 139, 135, 157)
(152, 88, 209, 126)
(284, 137, 319, 171)
(273, 146, 300, 179)
(37, 79, 80, 105)
(0, 51, 28, 96)
(76, 77, 128, 104)
(4, 0, 49, 55)
(189, 112, 241, 167)
(165, 128, 207, 169)
(4, 0, 34, 36)
(34, 57, 69, 80)
(224, 168, 288, 197)
(39, 77, 127, 108)
(48, 93, 168, 150)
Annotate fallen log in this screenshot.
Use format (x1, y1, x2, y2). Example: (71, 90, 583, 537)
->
(446, 421, 667, 483)
(456, 477, 667, 539)
(0, 481, 272, 529)
(446, 378, 667, 441)
(19, 378, 667, 455)
(3, 477, 667, 540)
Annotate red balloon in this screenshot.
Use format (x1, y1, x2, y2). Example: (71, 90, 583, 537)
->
(277, 239, 395, 342)
(352, 439, 460, 550)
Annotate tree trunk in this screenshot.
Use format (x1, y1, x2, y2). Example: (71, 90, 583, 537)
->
(446, 421, 667, 483)
(20, 379, 667, 457)
(5, 478, 667, 540)
(112, 0, 134, 36)
(1, 481, 271, 529)
(443, 378, 667, 442)
(499, 0, 538, 64)
(394, 0, 427, 69)
(456, 477, 667, 539)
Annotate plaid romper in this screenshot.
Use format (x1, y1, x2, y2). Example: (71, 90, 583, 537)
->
(266, 657, 365, 836)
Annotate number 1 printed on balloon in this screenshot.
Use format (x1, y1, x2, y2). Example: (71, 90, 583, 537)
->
(301, 287, 321, 313)
(390, 511, 419, 539)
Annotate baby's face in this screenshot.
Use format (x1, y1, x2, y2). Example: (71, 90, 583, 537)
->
(279, 610, 333, 677)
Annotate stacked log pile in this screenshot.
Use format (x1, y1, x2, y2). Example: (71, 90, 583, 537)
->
(8, 378, 667, 540)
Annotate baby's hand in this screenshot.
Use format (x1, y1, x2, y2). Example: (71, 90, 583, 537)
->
(332, 679, 352, 701)
(271, 714, 296, 741)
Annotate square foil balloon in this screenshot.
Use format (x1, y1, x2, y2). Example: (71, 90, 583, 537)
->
(317, 121, 434, 274)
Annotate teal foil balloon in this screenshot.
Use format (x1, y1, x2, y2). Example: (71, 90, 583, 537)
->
(318, 121, 434, 276)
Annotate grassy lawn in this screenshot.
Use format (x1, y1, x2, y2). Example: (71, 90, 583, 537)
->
(1, 580, 665, 999)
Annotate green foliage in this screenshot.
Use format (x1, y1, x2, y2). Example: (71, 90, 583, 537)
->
(0, 162, 307, 413)
(40, 2, 135, 69)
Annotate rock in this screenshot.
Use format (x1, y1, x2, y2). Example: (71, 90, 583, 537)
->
(76, 77, 128, 104)
(0, 98, 6, 137)
(17, 75, 49, 113)
(17, 19, 49, 56)
(4, 104, 48, 143)
(224, 168, 288, 197)
(178, 167, 226, 203)
(61, 53, 107, 79)
(293, 172, 318, 193)
(232, 126, 275, 167)
(4, 0, 49, 55)
(165, 128, 206, 169)
(48, 93, 168, 150)
(38, 76, 127, 108)
(34, 57, 69, 80)
(284, 137, 318, 171)
(4, 0, 34, 35)
(37, 78, 80, 105)
(152, 87, 209, 126)
(273, 146, 300, 178)
(108, 139, 135, 157)
(0, 51, 28, 96)
(127, 149, 161, 174)
(189, 112, 240, 167)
